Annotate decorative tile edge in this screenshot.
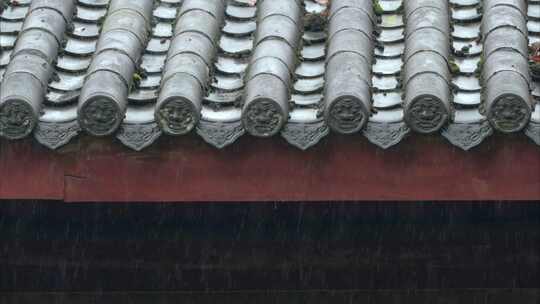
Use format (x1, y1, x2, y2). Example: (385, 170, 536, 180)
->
(196, 120, 245, 149)
(281, 120, 329, 150)
(34, 120, 81, 150)
(442, 120, 493, 151)
(116, 123, 162, 151)
(363, 121, 410, 149)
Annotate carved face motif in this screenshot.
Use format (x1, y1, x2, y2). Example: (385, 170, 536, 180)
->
(157, 100, 196, 135)
(490, 96, 529, 132)
(80, 98, 119, 135)
(0, 100, 35, 139)
(328, 97, 366, 133)
(408, 97, 446, 133)
(244, 99, 282, 137)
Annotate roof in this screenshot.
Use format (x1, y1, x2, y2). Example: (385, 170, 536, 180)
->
(0, 0, 539, 151)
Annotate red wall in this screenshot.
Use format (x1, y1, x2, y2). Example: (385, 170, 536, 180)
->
(1, 134, 539, 202)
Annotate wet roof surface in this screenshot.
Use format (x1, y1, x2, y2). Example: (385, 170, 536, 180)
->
(0, 0, 539, 151)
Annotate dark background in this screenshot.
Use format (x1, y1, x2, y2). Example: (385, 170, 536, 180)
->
(0, 202, 539, 303)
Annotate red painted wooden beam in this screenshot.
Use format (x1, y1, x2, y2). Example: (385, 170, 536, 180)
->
(0, 134, 539, 202)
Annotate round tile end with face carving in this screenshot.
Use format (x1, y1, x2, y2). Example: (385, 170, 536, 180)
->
(488, 94, 531, 133)
(326, 96, 369, 134)
(155, 98, 199, 136)
(242, 98, 285, 138)
(0, 98, 37, 140)
(405, 95, 449, 134)
(79, 96, 123, 136)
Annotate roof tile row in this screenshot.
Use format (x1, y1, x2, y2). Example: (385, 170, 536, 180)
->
(0, 0, 538, 150)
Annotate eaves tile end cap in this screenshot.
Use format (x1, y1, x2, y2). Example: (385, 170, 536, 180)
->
(155, 97, 201, 136)
(242, 97, 287, 138)
(404, 94, 450, 134)
(486, 93, 533, 133)
(78, 94, 125, 137)
(0, 97, 38, 140)
(325, 95, 370, 135)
